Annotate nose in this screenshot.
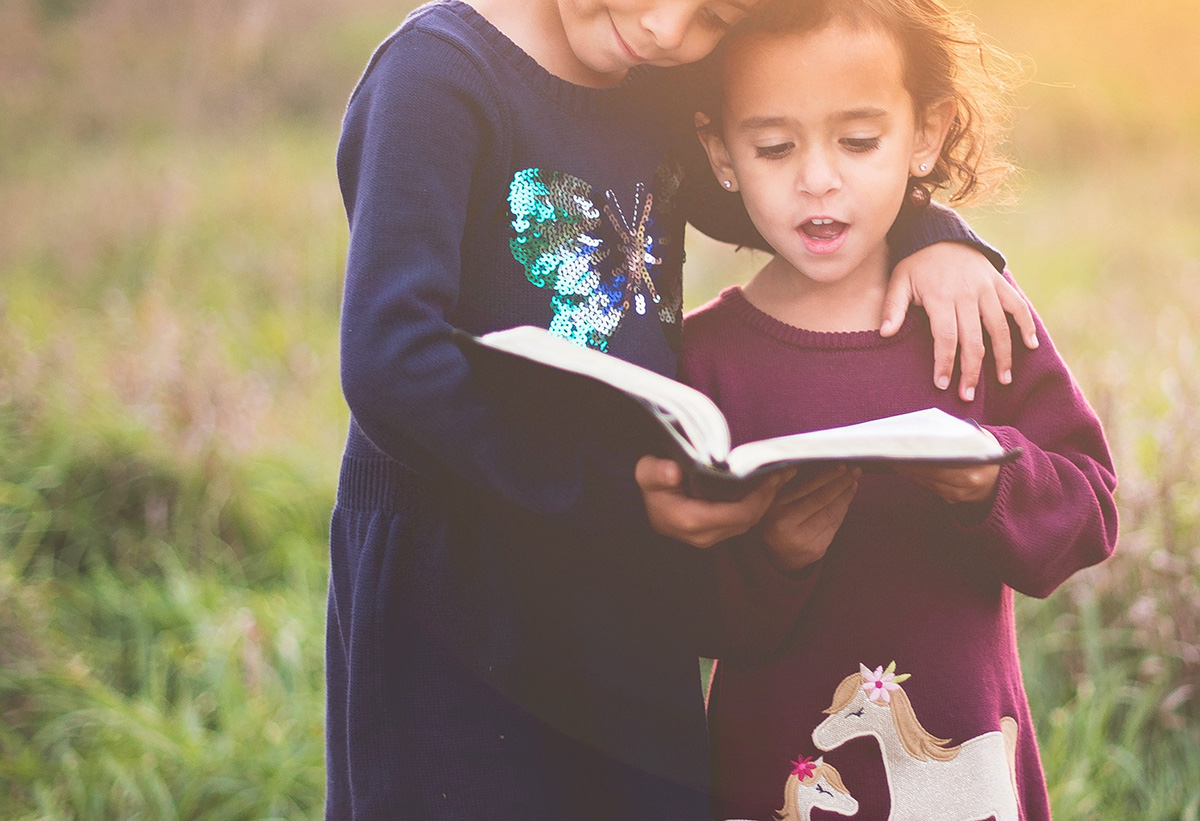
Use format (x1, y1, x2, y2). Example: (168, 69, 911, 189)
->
(797, 146, 840, 197)
(640, 5, 691, 54)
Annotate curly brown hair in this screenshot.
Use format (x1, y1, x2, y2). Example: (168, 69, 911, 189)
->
(704, 0, 1022, 206)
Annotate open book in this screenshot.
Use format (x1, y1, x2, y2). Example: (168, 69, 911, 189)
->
(454, 325, 1021, 501)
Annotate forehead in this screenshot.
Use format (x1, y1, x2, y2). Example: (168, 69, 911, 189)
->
(721, 22, 909, 124)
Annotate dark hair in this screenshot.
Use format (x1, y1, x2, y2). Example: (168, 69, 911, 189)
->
(703, 0, 1021, 205)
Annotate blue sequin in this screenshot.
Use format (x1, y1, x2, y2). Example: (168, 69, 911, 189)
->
(507, 162, 683, 351)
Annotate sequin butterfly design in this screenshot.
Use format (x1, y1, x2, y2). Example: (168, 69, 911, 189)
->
(507, 162, 683, 352)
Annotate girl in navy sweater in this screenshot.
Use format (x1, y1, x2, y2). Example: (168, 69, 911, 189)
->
(328, 1, 1039, 817)
(684, 1, 1118, 818)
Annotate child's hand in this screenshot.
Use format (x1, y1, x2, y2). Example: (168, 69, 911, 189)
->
(759, 466, 859, 572)
(883, 244, 1038, 402)
(894, 461, 1000, 504)
(635, 456, 794, 549)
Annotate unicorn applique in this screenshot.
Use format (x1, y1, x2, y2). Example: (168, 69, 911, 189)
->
(776, 755, 859, 821)
(722, 755, 858, 821)
(811, 663, 1020, 821)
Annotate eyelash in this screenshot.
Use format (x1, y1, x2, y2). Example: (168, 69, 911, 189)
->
(842, 137, 881, 153)
(755, 143, 793, 160)
(755, 138, 881, 159)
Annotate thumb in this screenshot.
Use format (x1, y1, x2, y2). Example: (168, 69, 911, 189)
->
(879, 272, 913, 336)
(635, 455, 683, 490)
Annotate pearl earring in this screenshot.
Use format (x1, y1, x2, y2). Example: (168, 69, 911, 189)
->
(722, 180, 732, 189)
(919, 163, 928, 173)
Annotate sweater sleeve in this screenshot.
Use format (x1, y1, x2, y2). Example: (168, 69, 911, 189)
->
(337, 30, 649, 537)
(951, 282, 1118, 598)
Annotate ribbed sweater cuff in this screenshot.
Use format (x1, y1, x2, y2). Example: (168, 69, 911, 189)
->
(890, 202, 1006, 272)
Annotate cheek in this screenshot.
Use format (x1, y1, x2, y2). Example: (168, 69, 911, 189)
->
(683, 30, 726, 62)
(656, 30, 725, 65)
(739, 175, 794, 225)
(854, 151, 915, 210)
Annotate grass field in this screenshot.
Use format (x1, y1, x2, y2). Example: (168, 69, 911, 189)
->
(1, 0, 1197, 817)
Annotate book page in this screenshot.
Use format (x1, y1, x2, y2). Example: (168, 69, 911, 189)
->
(725, 408, 1006, 478)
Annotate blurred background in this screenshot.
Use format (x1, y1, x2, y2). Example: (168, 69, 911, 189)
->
(0, 0, 1196, 817)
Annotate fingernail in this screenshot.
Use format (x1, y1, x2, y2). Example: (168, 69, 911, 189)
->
(963, 386, 975, 401)
(1001, 370, 1012, 385)
(1028, 333, 1039, 348)
(936, 376, 950, 390)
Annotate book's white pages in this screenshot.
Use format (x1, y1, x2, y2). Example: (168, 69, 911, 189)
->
(725, 408, 1005, 477)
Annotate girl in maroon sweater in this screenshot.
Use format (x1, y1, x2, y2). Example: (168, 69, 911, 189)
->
(683, 1, 1118, 819)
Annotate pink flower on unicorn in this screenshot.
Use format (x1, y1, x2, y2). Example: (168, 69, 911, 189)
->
(777, 755, 859, 821)
(861, 662, 910, 704)
(789, 755, 817, 780)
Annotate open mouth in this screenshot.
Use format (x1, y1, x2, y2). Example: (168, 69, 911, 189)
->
(798, 218, 849, 254)
(800, 218, 847, 241)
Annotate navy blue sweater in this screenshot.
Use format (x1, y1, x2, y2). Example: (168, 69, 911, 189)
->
(326, 3, 1001, 818)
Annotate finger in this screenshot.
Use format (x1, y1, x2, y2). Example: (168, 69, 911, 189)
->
(923, 299, 958, 391)
(772, 465, 847, 506)
(879, 271, 913, 337)
(773, 469, 859, 524)
(817, 479, 858, 527)
(808, 476, 858, 523)
(979, 287, 1012, 385)
(997, 269, 1038, 349)
(775, 478, 857, 550)
(689, 470, 792, 536)
(635, 455, 682, 491)
(955, 300, 986, 402)
(737, 470, 795, 516)
(809, 467, 860, 507)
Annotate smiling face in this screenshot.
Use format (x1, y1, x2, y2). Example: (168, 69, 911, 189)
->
(555, 0, 757, 84)
(700, 21, 952, 297)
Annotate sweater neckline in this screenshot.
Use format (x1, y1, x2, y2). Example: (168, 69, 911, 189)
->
(442, 0, 650, 115)
(717, 286, 923, 350)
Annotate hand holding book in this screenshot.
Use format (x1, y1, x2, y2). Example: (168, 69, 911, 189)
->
(635, 456, 796, 548)
(893, 452, 1002, 505)
(758, 465, 860, 572)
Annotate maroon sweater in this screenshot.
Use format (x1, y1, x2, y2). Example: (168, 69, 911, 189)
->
(681, 286, 1117, 821)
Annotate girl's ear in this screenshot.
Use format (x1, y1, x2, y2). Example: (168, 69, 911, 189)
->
(694, 111, 739, 192)
(910, 98, 956, 178)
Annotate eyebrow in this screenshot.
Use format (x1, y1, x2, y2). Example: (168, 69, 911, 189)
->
(737, 115, 788, 129)
(737, 107, 890, 130)
(836, 107, 889, 122)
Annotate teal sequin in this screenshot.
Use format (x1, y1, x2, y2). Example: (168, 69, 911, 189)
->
(507, 162, 683, 351)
